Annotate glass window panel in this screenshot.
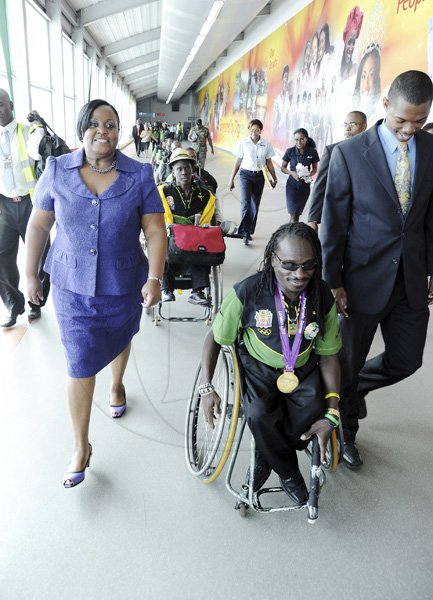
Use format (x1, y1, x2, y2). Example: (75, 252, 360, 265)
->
(25, 3, 50, 88)
(64, 97, 76, 148)
(30, 86, 52, 124)
(62, 36, 74, 96)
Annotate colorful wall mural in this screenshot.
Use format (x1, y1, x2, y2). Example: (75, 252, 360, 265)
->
(197, 0, 433, 161)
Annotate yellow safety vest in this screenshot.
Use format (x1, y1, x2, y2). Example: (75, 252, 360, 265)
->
(16, 123, 37, 200)
(158, 183, 215, 226)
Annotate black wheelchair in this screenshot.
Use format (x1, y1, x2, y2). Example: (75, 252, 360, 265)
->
(185, 345, 343, 523)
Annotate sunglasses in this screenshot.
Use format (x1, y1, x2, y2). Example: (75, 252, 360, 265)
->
(273, 252, 317, 272)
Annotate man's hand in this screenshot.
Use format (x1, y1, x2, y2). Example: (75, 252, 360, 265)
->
(301, 418, 334, 464)
(229, 180, 235, 191)
(331, 287, 349, 317)
(201, 391, 221, 429)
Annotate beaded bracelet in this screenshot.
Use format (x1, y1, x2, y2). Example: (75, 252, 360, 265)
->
(325, 407, 340, 418)
(198, 383, 215, 395)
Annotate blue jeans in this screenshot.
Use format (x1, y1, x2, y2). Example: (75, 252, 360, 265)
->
(238, 169, 265, 236)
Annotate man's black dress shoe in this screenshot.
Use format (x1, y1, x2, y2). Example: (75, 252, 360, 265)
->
(0, 306, 25, 328)
(279, 470, 308, 505)
(28, 306, 41, 320)
(245, 451, 272, 492)
(343, 442, 363, 469)
(358, 396, 367, 419)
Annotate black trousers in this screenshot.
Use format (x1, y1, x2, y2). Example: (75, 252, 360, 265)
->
(239, 346, 323, 479)
(0, 194, 50, 312)
(238, 169, 265, 237)
(339, 265, 429, 443)
(162, 262, 210, 292)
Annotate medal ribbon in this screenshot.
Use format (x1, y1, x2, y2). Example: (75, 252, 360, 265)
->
(274, 282, 307, 373)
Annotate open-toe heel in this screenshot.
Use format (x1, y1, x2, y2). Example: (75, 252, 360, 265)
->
(63, 443, 93, 488)
(110, 390, 127, 418)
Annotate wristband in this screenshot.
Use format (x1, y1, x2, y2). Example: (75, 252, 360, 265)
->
(324, 392, 340, 401)
(198, 383, 215, 395)
(147, 276, 162, 286)
(324, 414, 339, 429)
(325, 408, 340, 418)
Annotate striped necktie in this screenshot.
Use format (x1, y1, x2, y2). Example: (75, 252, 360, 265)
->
(394, 141, 411, 215)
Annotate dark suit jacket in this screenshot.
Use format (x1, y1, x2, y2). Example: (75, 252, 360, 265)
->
(321, 120, 433, 314)
(132, 124, 143, 142)
(307, 142, 338, 223)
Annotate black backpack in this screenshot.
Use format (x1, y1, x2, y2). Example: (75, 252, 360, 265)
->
(33, 116, 71, 179)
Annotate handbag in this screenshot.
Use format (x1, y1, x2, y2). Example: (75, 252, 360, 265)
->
(167, 224, 226, 267)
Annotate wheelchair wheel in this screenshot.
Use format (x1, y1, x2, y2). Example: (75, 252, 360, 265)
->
(208, 265, 223, 320)
(322, 423, 343, 472)
(185, 345, 241, 483)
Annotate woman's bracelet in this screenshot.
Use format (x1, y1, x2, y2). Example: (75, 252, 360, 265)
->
(198, 383, 215, 395)
(324, 392, 340, 401)
(147, 276, 163, 286)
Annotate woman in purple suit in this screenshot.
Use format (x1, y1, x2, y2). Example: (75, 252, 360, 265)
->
(26, 100, 167, 488)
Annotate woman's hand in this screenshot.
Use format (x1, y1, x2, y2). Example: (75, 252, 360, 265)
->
(300, 418, 334, 464)
(141, 279, 161, 308)
(201, 390, 221, 429)
(229, 179, 235, 191)
(27, 275, 44, 306)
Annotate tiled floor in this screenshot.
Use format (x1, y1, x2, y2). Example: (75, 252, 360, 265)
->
(1, 141, 432, 600)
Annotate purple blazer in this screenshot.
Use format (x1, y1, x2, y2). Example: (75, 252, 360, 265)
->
(34, 148, 164, 297)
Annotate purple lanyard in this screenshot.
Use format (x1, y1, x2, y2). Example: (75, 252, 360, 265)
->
(274, 282, 307, 373)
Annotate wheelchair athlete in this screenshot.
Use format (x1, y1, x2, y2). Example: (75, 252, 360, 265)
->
(200, 223, 342, 505)
(158, 148, 217, 306)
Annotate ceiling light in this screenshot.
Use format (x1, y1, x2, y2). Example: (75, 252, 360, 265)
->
(165, 1, 224, 103)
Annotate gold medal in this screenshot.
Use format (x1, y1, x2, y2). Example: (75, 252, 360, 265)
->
(277, 371, 299, 393)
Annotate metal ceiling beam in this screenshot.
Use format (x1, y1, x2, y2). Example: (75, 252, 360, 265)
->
(124, 67, 158, 85)
(133, 86, 158, 96)
(81, 0, 156, 27)
(115, 52, 160, 74)
(103, 28, 161, 58)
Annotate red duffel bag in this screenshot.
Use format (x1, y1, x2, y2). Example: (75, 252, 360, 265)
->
(167, 224, 226, 267)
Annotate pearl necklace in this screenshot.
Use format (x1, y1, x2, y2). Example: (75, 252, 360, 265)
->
(86, 158, 116, 174)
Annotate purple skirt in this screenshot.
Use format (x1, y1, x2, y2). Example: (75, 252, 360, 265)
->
(52, 285, 142, 378)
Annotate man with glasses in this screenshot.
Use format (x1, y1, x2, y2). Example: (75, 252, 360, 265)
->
(307, 111, 367, 231)
(321, 71, 433, 469)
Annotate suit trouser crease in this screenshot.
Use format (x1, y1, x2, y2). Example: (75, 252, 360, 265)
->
(0, 195, 51, 312)
(340, 267, 429, 443)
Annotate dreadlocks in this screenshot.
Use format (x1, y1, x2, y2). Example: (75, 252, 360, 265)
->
(256, 222, 326, 335)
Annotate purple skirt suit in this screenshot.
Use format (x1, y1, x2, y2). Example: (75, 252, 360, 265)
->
(34, 149, 163, 377)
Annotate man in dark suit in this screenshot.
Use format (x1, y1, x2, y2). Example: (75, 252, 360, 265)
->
(132, 118, 143, 157)
(321, 71, 433, 469)
(307, 111, 367, 231)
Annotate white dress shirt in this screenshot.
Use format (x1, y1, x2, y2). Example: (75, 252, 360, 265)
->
(235, 136, 275, 171)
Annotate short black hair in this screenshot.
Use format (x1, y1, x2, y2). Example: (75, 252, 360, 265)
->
(248, 119, 263, 130)
(388, 70, 433, 106)
(76, 99, 120, 141)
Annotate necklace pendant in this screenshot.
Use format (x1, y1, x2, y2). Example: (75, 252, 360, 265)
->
(288, 322, 298, 335)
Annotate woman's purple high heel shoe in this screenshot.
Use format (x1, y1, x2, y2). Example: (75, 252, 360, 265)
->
(110, 390, 127, 418)
(63, 444, 92, 488)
